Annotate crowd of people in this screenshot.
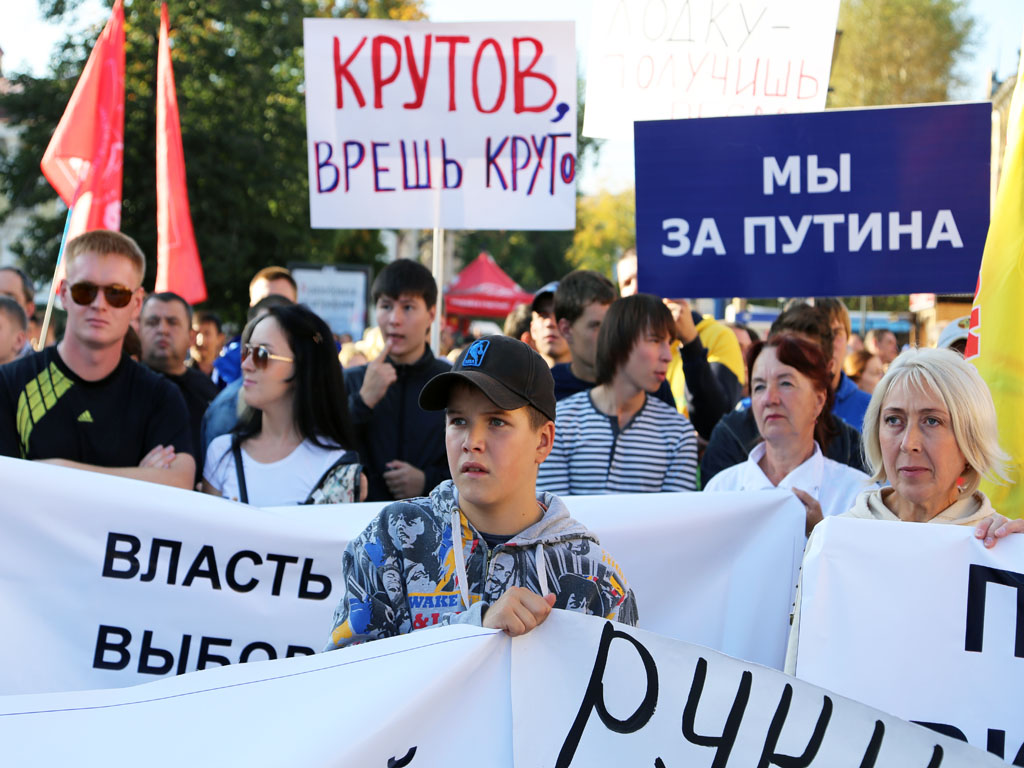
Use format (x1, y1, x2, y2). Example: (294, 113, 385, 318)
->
(0, 230, 1019, 654)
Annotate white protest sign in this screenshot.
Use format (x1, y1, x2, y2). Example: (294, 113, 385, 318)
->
(0, 460, 372, 696)
(796, 517, 1024, 764)
(512, 611, 999, 767)
(559, 489, 804, 668)
(292, 264, 369, 338)
(583, 0, 841, 139)
(0, 459, 802, 695)
(303, 19, 577, 229)
(0, 614, 998, 767)
(0, 625, 512, 767)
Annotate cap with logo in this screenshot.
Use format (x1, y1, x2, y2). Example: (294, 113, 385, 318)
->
(419, 335, 556, 422)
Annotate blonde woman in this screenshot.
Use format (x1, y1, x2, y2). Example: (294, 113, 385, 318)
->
(786, 348, 1023, 673)
(851, 347, 1014, 528)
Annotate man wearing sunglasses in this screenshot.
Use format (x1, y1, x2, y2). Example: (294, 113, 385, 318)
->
(0, 230, 195, 489)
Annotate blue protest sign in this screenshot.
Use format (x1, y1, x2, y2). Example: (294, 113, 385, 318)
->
(634, 103, 991, 297)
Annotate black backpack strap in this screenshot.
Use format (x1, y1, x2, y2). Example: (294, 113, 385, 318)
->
(231, 436, 249, 504)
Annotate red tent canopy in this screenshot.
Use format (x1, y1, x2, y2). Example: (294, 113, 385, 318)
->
(445, 253, 534, 318)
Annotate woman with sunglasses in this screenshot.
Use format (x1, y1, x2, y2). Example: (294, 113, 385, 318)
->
(202, 304, 367, 505)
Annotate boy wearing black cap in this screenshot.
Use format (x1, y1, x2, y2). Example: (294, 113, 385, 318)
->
(324, 335, 637, 649)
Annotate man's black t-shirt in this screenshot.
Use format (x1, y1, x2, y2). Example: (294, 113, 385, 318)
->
(160, 366, 218, 457)
(0, 346, 193, 465)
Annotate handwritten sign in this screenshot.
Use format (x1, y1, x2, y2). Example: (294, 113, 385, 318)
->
(634, 103, 991, 297)
(303, 19, 577, 230)
(796, 517, 1024, 764)
(513, 612, 999, 767)
(0, 615, 999, 767)
(583, 0, 841, 139)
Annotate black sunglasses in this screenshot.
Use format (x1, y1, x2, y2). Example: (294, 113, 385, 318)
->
(242, 343, 294, 369)
(68, 282, 134, 308)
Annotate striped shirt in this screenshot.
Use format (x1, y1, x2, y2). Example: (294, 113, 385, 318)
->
(538, 391, 698, 495)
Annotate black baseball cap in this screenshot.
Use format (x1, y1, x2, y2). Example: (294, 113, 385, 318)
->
(419, 335, 557, 422)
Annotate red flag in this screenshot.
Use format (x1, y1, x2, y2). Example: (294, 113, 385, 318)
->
(40, 0, 125, 239)
(156, 2, 206, 304)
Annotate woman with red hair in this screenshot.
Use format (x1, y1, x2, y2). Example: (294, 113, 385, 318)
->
(704, 333, 872, 535)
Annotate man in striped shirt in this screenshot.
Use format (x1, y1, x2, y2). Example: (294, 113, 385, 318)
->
(538, 294, 698, 495)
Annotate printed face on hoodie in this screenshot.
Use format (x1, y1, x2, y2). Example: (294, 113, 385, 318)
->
(381, 568, 404, 602)
(407, 563, 436, 593)
(485, 554, 515, 595)
(565, 590, 588, 612)
(388, 511, 426, 553)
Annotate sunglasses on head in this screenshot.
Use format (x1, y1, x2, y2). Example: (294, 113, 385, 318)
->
(242, 343, 294, 369)
(69, 282, 134, 308)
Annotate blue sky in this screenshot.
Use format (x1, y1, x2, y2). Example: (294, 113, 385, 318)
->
(3, 0, 1022, 193)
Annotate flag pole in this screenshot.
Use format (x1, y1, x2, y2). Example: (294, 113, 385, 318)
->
(430, 226, 445, 355)
(34, 206, 74, 351)
(430, 156, 445, 356)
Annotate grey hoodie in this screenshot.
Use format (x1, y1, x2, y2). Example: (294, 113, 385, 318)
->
(324, 480, 638, 650)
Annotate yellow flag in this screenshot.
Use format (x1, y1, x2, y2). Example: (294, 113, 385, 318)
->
(967, 42, 1024, 516)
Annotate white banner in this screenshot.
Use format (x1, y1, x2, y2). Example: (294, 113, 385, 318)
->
(0, 458, 804, 694)
(796, 517, 1024, 763)
(303, 19, 577, 229)
(555, 488, 805, 669)
(0, 624, 512, 766)
(514, 611, 1000, 767)
(0, 613, 998, 767)
(583, 0, 841, 139)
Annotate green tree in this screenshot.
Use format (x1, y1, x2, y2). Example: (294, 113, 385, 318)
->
(566, 188, 634, 277)
(1, 0, 424, 324)
(828, 0, 976, 107)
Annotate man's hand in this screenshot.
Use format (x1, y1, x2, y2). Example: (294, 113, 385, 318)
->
(359, 340, 397, 408)
(976, 514, 1024, 548)
(483, 587, 556, 636)
(35, 453, 195, 490)
(383, 460, 426, 499)
(663, 298, 698, 344)
(139, 444, 176, 469)
(37, 458, 71, 468)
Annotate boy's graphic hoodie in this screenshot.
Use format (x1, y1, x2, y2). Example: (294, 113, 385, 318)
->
(324, 480, 638, 650)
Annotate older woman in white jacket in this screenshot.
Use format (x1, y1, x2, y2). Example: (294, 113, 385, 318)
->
(704, 333, 872, 535)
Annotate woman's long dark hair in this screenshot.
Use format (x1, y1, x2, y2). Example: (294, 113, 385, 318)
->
(234, 304, 356, 450)
(746, 332, 839, 452)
